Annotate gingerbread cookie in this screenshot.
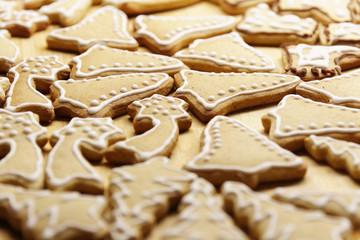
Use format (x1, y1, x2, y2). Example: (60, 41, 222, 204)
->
(24, 0, 56, 9)
(102, 0, 201, 15)
(282, 43, 360, 81)
(51, 73, 174, 118)
(237, 3, 319, 46)
(174, 32, 276, 73)
(275, 0, 354, 23)
(0, 0, 23, 12)
(174, 70, 301, 122)
(134, 15, 236, 56)
(262, 94, 360, 151)
(69, 44, 184, 79)
(304, 135, 360, 180)
(185, 116, 306, 188)
(320, 22, 360, 46)
(161, 178, 249, 240)
(0, 77, 10, 106)
(0, 10, 49, 37)
(222, 181, 352, 240)
(109, 157, 196, 240)
(296, 69, 360, 109)
(5, 56, 70, 122)
(39, 0, 92, 26)
(0, 183, 109, 240)
(219, 0, 274, 14)
(0, 30, 20, 72)
(0, 109, 47, 189)
(47, 6, 138, 53)
(106, 94, 192, 164)
(273, 188, 360, 228)
(46, 117, 125, 194)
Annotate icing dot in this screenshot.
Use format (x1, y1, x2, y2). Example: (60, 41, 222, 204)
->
(297, 125, 305, 130)
(14, 117, 24, 123)
(162, 110, 169, 115)
(0, 133, 3, 138)
(189, 50, 195, 54)
(261, 82, 267, 87)
(161, 61, 168, 66)
(324, 122, 332, 128)
(208, 96, 215, 101)
(114, 63, 121, 67)
(9, 130, 18, 137)
(148, 62, 155, 67)
(65, 128, 76, 135)
(168, 98, 175, 103)
(284, 126, 292, 132)
(349, 122, 356, 128)
(90, 100, 99, 106)
(220, 55, 227, 60)
(151, 77, 158, 82)
(109, 90, 117, 96)
(145, 102, 151, 108)
(229, 87, 236, 92)
(136, 63, 144, 68)
(309, 123, 317, 129)
(280, 77, 286, 83)
(31, 69, 38, 74)
(74, 120, 85, 127)
(125, 62, 132, 67)
(251, 84, 258, 89)
(132, 84, 138, 89)
(239, 58, 246, 63)
(88, 66, 95, 71)
(35, 62, 42, 67)
(100, 64, 107, 68)
(240, 85, 246, 90)
(218, 90, 225, 96)
(229, 56, 236, 61)
(337, 122, 345, 127)
(142, 81, 149, 86)
(88, 131, 97, 139)
(250, 60, 256, 65)
(40, 68, 48, 74)
(23, 127, 32, 134)
(45, 64, 51, 69)
(152, 109, 159, 114)
(100, 126, 108, 132)
(23, 120, 31, 126)
(209, 51, 217, 57)
(3, 123, 11, 129)
(27, 57, 35, 62)
(157, 105, 163, 110)
(5, 116, 13, 120)
(120, 88, 127, 93)
(99, 95, 107, 100)
(92, 120, 101, 126)
(153, 100, 160, 105)
(22, 67, 30, 72)
(273, 81, 278, 85)
(171, 105, 177, 110)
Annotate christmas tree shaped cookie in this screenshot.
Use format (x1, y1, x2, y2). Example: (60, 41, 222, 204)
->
(296, 69, 360, 109)
(222, 182, 352, 240)
(262, 94, 360, 151)
(47, 6, 138, 53)
(0, 184, 109, 240)
(174, 32, 275, 73)
(69, 44, 184, 79)
(160, 178, 249, 240)
(46, 117, 125, 194)
(273, 188, 360, 228)
(0, 10, 49, 37)
(51, 73, 174, 118)
(106, 94, 192, 164)
(109, 157, 196, 240)
(282, 43, 360, 81)
(5, 56, 70, 122)
(174, 70, 301, 122)
(134, 14, 236, 55)
(0, 110, 47, 189)
(304, 135, 360, 181)
(185, 116, 306, 188)
(0, 30, 20, 72)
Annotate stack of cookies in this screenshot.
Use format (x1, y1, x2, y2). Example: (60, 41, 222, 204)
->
(1, 0, 360, 239)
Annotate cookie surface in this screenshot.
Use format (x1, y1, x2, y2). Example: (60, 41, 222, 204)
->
(5, 56, 70, 122)
(51, 73, 174, 118)
(69, 44, 184, 79)
(185, 116, 306, 188)
(46, 117, 125, 194)
(105, 94, 192, 164)
(109, 157, 196, 240)
(134, 15, 236, 55)
(174, 70, 301, 122)
(0, 30, 20, 72)
(262, 94, 360, 151)
(296, 69, 360, 108)
(0, 110, 47, 189)
(219, 0, 275, 14)
(47, 6, 138, 53)
(222, 181, 352, 240)
(0, 77, 10, 106)
(237, 3, 319, 45)
(282, 43, 360, 81)
(174, 32, 276, 73)
(320, 22, 360, 45)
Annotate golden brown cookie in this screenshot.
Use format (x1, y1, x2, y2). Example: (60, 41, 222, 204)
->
(174, 70, 301, 122)
(47, 6, 138, 53)
(174, 32, 276, 73)
(185, 116, 306, 188)
(237, 3, 319, 46)
(105, 94, 192, 164)
(273, 188, 360, 228)
(39, 0, 92, 26)
(0, 183, 109, 240)
(69, 44, 184, 79)
(51, 73, 174, 118)
(319, 23, 360, 45)
(219, 0, 275, 14)
(282, 43, 360, 81)
(0, 77, 10, 106)
(102, 0, 201, 15)
(46, 117, 125, 194)
(5, 56, 70, 122)
(134, 14, 236, 55)
(0, 10, 49, 37)
(0, 109, 47, 189)
(262, 94, 360, 151)
(24, 0, 56, 9)
(0, 30, 20, 72)
(222, 181, 352, 240)
(160, 178, 250, 240)
(108, 157, 196, 240)
(296, 69, 360, 108)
